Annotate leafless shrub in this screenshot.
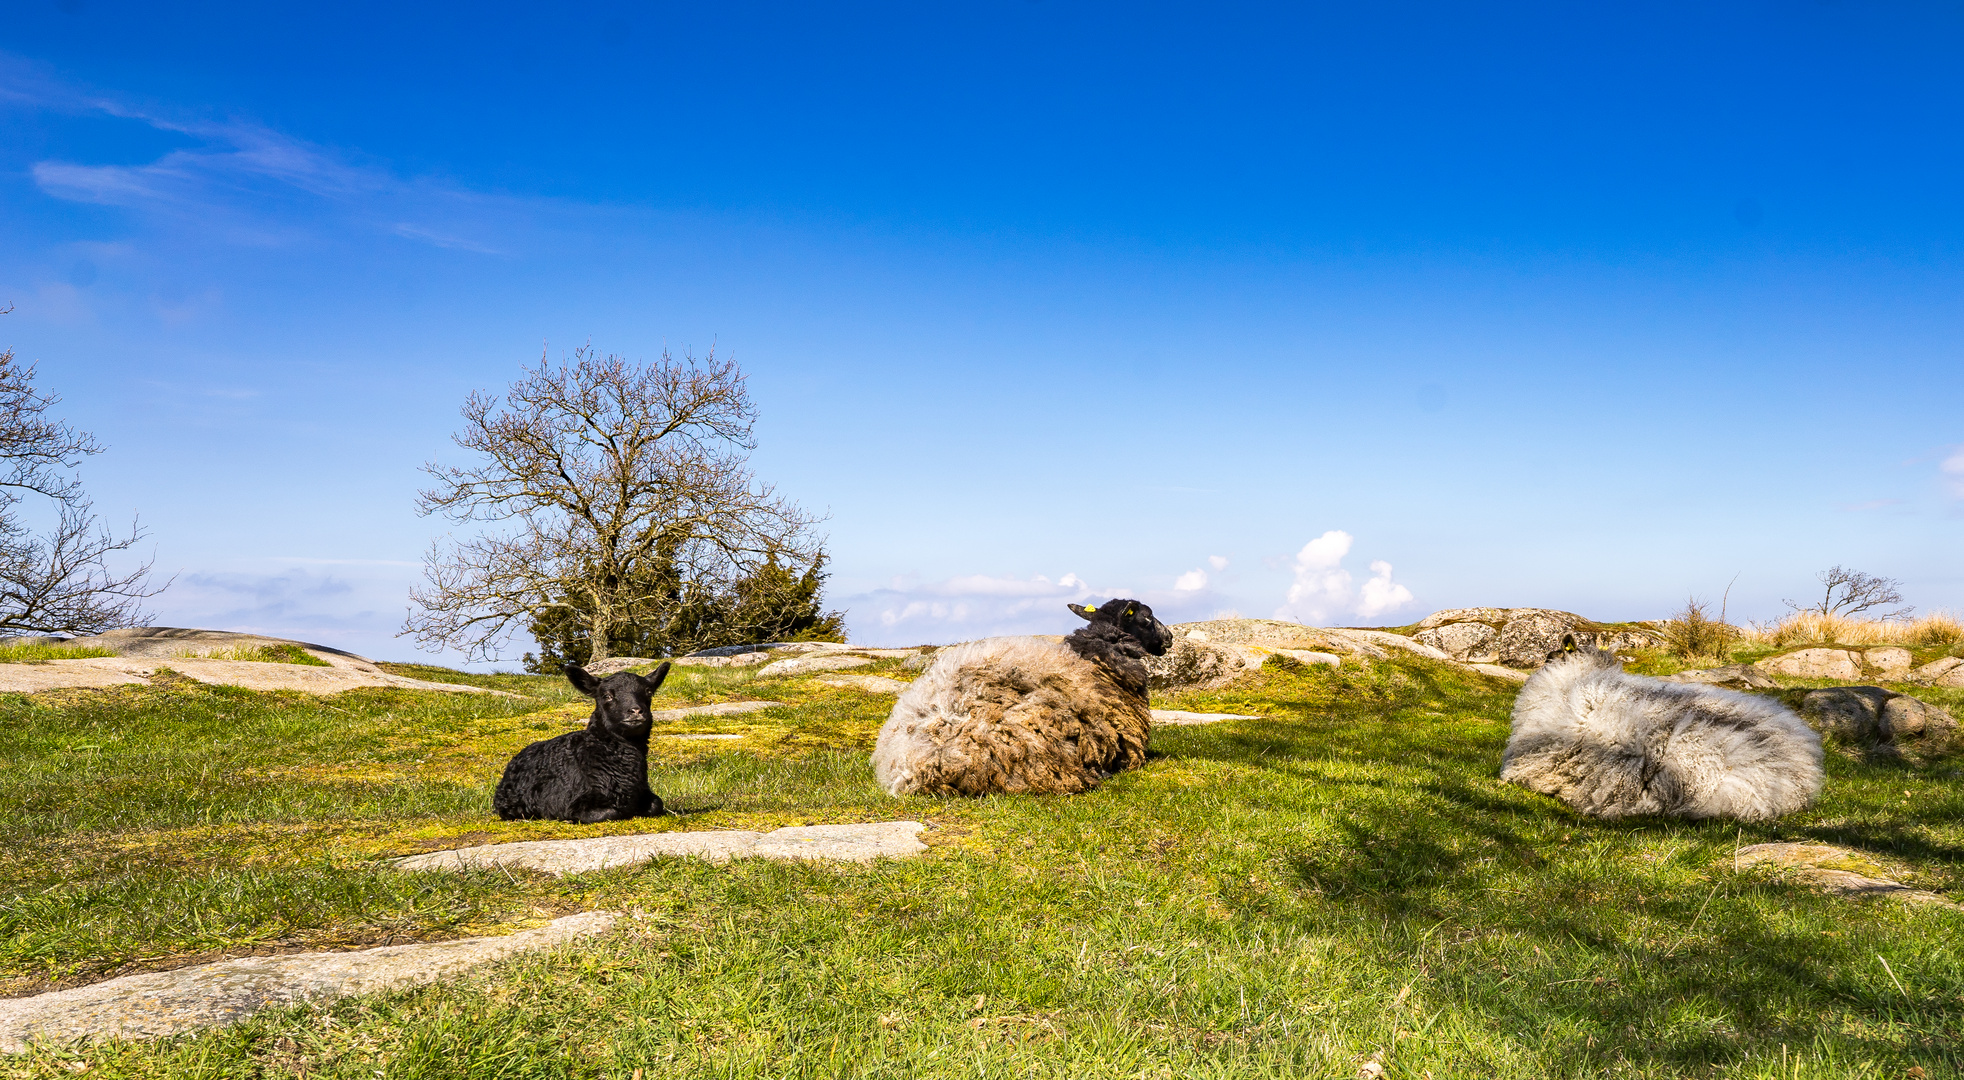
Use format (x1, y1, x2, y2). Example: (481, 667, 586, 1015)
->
(1661, 596, 1737, 660)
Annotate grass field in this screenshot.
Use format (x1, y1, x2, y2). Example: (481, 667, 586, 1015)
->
(1, 649, 1960, 1078)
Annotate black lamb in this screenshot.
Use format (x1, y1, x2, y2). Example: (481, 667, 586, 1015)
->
(492, 662, 672, 823)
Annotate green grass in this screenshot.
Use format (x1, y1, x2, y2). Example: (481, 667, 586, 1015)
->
(1, 655, 1959, 1077)
(0, 642, 118, 663)
(185, 644, 333, 666)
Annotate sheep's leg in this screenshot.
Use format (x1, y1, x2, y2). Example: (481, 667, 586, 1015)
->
(577, 806, 631, 824)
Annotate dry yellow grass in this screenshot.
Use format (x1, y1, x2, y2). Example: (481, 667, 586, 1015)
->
(1741, 610, 1964, 648)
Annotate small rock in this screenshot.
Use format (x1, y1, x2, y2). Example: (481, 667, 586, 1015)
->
(1864, 647, 1913, 679)
(1758, 648, 1863, 681)
(1150, 709, 1264, 725)
(755, 655, 873, 678)
(1661, 664, 1777, 690)
(1734, 843, 1956, 907)
(816, 674, 909, 694)
(582, 657, 660, 676)
(1274, 649, 1342, 668)
(901, 652, 934, 671)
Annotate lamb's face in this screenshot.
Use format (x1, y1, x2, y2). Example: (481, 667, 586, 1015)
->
(564, 662, 672, 737)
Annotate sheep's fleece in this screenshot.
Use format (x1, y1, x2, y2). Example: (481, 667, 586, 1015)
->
(1501, 649, 1823, 820)
(873, 636, 1150, 796)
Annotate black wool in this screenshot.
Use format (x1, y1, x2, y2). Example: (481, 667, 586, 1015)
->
(492, 662, 671, 824)
(1063, 597, 1173, 699)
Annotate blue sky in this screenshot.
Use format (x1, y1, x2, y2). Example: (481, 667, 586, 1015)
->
(1, 2, 1960, 666)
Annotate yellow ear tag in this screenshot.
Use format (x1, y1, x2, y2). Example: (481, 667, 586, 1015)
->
(1125, 607, 1135, 617)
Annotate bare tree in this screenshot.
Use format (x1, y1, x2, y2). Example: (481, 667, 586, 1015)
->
(405, 344, 824, 663)
(1784, 565, 1912, 620)
(0, 309, 166, 634)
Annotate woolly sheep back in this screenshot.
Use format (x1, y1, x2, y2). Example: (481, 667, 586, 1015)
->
(873, 636, 1151, 797)
(1502, 650, 1823, 821)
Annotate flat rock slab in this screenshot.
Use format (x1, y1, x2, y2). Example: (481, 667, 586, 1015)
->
(0, 912, 617, 1053)
(756, 655, 874, 678)
(652, 700, 784, 721)
(1662, 665, 1778, 690)
(1734, 843, 1957, 907)
(394, 821, 929, 876)
(1151, 709, 1264, 726)
(1466, 663, 1530, 683)
(0, 657, 502, 697)
(817, 674, 910, 693)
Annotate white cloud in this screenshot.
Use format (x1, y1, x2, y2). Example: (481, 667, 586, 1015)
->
(1274, 531, 1417, 625)
(1943, 447, 1964, 498)
(1277, 530, 1354, 623)
(1357, 560, 1416, 618)
(1174, 568, 1208, 591)
(1208, 555, 1229, 571)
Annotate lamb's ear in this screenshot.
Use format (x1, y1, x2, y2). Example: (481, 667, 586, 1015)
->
(564, 664, 601, 697)
(1067, 603, 1099, 621)
(641, 661, 672, 693)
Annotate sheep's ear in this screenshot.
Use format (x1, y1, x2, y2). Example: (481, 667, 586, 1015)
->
(564, 664, 600, 696)
(1067, 603, 1098, 621)
(641, 661, 672, 693)
(1560, 634, 1578, 653)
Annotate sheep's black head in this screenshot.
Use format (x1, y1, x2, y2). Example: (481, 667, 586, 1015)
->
(1542, 633, 1618, 669)
(1068, 598, 1173, 656)
(565, 661, 672, 738)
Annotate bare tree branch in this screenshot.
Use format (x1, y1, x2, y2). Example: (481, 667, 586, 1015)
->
(404, 344, 825, 662)
(1783, 565, 1913, 620)
(0, 311, 169, 635)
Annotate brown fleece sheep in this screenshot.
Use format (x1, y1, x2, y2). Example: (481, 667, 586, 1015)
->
(871, 599, 1172, 796)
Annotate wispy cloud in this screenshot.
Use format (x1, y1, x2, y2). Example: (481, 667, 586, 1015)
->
(1275, 530, 1416, 625)
(8, 59, 514, 253)
(839, 563, 1234, 645)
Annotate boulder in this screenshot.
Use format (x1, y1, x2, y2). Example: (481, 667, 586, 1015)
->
(1910, 656, 1964, 686)
(1416, 607, 1509, 630)
(1800, 686, 1957, 758)
(1660, 664, 1778, 690)
(1407, 608, 1662, 667)
(1144, 639, 1268, 691)
(1864, 647, 1913, 679)
(1759, 649, 1863, 681)
(1415, 621, 1498, 662)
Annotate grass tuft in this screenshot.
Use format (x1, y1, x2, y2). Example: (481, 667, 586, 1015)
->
(0, 642, 119, 663)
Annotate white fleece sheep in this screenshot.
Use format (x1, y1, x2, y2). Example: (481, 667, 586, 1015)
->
(1501, 644, 1823, 821)
(872, 599, 1172, 797)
